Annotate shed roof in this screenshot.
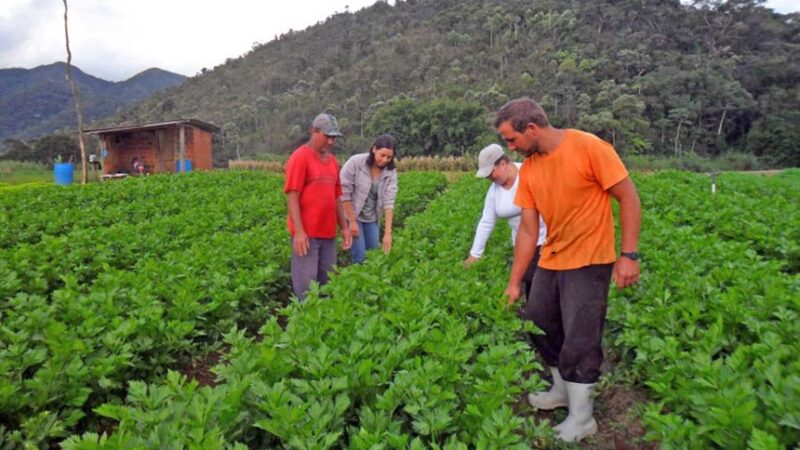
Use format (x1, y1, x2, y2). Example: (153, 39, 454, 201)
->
(85, 119, 220, 135)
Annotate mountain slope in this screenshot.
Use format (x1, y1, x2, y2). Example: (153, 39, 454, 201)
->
(104, 0, 800, 165)
(0, 63, 186, 141)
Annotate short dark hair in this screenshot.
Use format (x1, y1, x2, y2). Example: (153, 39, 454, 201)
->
(495, 154, 510, 165)
(493, 96, 550, 132)
(366, 133, 397, 170)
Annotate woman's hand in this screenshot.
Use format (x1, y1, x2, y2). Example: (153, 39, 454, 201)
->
(349, 221, 360, 237)
(382, 232, 392, 253)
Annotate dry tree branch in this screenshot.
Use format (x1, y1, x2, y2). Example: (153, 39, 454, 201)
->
(63, 0, 88, 184)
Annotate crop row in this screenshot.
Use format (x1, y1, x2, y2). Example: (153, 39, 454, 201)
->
(0, 170, 449, 449)
(0, 172, 291, 447)
(608, 171, 799, 448)
(62, 175, 549, 449)
(637, 169, 799, 272)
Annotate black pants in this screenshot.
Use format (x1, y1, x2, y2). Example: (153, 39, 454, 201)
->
(521, 246, 541, 301)
(518, 263, 614, 383)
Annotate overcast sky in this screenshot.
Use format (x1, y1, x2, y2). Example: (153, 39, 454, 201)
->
(1, 0, 797, 82)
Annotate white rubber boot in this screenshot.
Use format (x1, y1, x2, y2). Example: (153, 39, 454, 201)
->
(527, 367, 568, 410)
(554, 382, 598, 442)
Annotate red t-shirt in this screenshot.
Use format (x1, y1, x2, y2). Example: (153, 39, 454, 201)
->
(284, 145, 342, 239)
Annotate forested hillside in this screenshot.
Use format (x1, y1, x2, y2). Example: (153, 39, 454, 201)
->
(110, 0, 798, 165)
(0, 63, 186, 141)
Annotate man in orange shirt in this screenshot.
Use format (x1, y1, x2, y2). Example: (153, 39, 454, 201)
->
(495, 97, 641, 443)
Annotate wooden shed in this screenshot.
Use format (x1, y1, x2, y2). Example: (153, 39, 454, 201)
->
(86, 119, 220, 175)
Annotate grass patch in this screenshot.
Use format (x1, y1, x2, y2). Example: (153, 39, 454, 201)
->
(0, 161, 53, 185)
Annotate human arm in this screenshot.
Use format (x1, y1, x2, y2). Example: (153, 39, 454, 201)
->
(342, 201, 359, 237)
(382, 171, 398, 253)
(339, 157, 359, 237)
(336, 198, 352, 250)
(287, 191, 308, 256)
(465, 187, 497, 267)
(608, 176, 641, 289)
(285, 151, 309, 256)
(382, 208, 393, 253)
(504, 207, 539, 304)
(335, 169, 352, 251)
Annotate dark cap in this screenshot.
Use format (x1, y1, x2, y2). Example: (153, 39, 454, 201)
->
(312, 113, 343, 137)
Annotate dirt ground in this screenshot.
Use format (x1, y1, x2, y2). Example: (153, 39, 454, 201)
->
(732, 169, 784, 176)
(521, 382, 656, 450)
(180, 349, 225, 387)
(518, 346, 658, 450)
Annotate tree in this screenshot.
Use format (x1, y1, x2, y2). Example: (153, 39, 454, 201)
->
(35, 135, 81, 165)
(668, 108, 694, 157)
(89, 0, 798, 166)
(0, 139, 31, 161)
(366, 97, 487, 156)
(63, 0, 88, 184)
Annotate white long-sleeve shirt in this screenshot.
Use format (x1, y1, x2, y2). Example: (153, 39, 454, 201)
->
(469, 163, 547, 258)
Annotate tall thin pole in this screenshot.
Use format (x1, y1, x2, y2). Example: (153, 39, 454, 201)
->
(179, 125, 186, 172)
(63, 0, 88, 184)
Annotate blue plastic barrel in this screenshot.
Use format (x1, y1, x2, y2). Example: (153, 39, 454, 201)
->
(54, 163, 74, 185)
(175, 159, 193, 172)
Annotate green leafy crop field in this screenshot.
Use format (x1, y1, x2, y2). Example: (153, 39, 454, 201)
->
(1, 169, 797, 449)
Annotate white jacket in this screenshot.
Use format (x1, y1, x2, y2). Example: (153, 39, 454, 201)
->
(470, 163, 547, 258)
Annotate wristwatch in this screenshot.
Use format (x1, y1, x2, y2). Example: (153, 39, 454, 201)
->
(620, 251, 640, 261)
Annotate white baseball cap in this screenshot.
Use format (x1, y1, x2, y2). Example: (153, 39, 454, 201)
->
(475, 144, 505, 178)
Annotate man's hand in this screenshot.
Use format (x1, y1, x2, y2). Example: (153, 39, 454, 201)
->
(463, 255, 480, 267)
(382, 232, 392, 253)
(349, 221, 360, 237)
(341, 227, 352, 250)
(293, 230, 309, 256)
(504, 283, 522, 306)
(613, 256, 640, 289)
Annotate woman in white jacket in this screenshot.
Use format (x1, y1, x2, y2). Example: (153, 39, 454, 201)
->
(465, 144, 546, 297)
(340, 134, 398, 264)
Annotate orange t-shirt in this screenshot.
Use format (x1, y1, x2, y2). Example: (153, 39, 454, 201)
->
(514, 129, 628, 270)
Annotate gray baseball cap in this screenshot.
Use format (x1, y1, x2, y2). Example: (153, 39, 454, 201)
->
(475, 144, 505, 178)
(312, 113, 343, 137)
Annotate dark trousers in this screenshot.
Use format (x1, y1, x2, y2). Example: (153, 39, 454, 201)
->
(521, 246, 541, 301)
(291, 238, 337, 301)
(518, 263, 614, 383)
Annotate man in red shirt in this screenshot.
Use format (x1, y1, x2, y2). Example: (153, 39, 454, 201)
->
(495, 97, 641, 443)
(285, 113, 352, 301)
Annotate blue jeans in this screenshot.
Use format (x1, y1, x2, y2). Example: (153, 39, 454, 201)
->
(350, 221, 379, 264)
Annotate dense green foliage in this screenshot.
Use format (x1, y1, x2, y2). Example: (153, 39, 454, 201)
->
(391, 170, 450, 227)
(608, 170, 800, 448)
(0, 170, 448, 448)
(365, 98, 489, 156)
(0, 172, 290, 446)
(62, 175, 547, 449)
(1, 135, 81, 166)
(0, 63, 186, 142)
(108, 0, 798, 166)
(2, 165, 797, 448)
(50, 170, 800, 449)
(0, 161, 53, 187)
